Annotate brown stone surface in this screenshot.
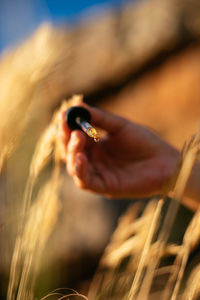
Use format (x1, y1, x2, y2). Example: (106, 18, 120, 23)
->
(1, 0, 200, 111)
(99, 45, 200, 148)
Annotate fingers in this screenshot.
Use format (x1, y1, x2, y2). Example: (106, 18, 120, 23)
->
(65, 130, 103, 192)
(60, 112, 71, 147)
(61, 102, 126, 140)
(78, 103, 127, 134)
(91, 107, 127, 134)
(67, 133, 94, 191)
(57, 112, 71, 161)
(74, 152, 87, 178)
(66, 130, 87, 176)
(72, 152, 89, 189)
(59, 103, 127, 194)
(59, 111, 90, 186)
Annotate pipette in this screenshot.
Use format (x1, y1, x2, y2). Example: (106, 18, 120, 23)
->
(66, 106, 99, 142)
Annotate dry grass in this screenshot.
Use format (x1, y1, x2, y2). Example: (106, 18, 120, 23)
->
(40, 288, 89, 300)
(5, 95, 83, 300)
(182, 264, 200, 300)
(0, 6, 200, 299)
(87, 132, 200, 300)
(1, 94, 200, 300)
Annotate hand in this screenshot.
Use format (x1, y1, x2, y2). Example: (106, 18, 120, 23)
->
(61, 105, 179, 198)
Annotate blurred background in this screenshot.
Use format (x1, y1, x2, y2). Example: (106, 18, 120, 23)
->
(1, 0, 200, 298)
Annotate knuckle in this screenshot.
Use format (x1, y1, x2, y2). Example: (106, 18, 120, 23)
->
(68, 141, 77, 153)
(105, 193, 116, 199)
(66, 162, 74, 176)
(74, 177, 87, 189)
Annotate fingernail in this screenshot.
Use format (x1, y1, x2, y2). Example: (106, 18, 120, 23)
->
(70, 132, 77, 144)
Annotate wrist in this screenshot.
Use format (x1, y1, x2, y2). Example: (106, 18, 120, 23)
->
(165, 148, 200, 210)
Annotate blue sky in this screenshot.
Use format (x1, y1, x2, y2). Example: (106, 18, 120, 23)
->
(0, 0, 131, 53)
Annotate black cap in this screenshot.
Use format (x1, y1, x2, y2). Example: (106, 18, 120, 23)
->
(65, 106, 91, 130)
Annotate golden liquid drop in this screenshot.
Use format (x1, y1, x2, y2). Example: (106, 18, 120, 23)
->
(86, 127, 99, 142)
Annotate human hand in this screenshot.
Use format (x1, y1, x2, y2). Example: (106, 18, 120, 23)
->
(61, 104, 179, 198)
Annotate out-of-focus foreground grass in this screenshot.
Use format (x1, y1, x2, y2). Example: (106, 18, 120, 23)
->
(1, 0, 200, 299)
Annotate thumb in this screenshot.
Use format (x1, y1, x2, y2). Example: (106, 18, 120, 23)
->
(80, 104, 127, 134)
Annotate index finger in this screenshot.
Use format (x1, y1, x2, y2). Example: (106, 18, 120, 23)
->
(82, 104, 127, 134)
(60, 111, 71, 145)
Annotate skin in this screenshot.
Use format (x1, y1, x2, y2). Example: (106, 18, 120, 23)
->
(60, 104, 180, 199)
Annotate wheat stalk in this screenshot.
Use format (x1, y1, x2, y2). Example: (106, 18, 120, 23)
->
(182, 264, 200, 300)
(7, 95, 83, 300)
(7, 173, 61, 300)
(128, 198, 163, 299)
(136, 133, 199, 300)
(162, 134, 200, 300)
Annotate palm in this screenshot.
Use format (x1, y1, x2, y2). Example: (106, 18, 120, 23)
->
(82, 122, 167, 197)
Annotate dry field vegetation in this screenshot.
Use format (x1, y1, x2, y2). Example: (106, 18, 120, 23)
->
(0, 92, 200, 299)
(1, 0, 200, 296)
